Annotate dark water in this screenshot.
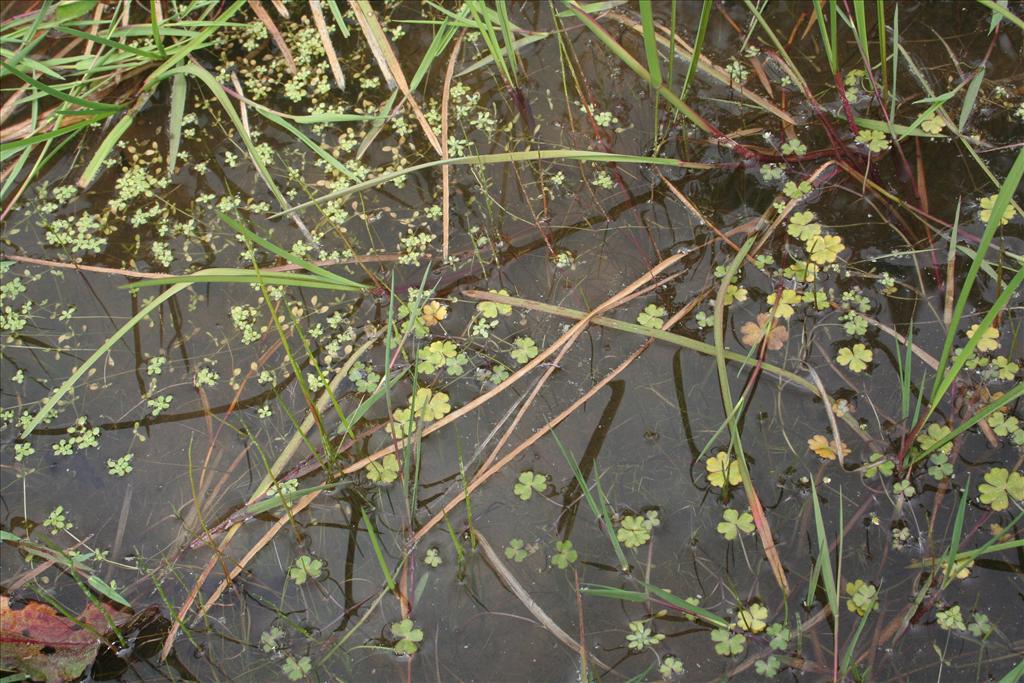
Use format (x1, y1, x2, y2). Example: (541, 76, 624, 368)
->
(2, 2, 1022, 681)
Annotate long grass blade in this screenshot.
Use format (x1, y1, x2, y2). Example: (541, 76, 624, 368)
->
(957, 67, 986, 132)
(275, 149, 710, 217)
(638, 1, 662, 89)
(928, 148, 1024, 409)
(679, 0, 711, 100)
(166, 73, 186, 177)
(20, 284, 189, 438)
(808, 478, 839, 616)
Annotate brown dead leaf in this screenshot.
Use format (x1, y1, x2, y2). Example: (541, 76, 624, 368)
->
(0, 596, 129, 683)
(740, 313, 789, 350)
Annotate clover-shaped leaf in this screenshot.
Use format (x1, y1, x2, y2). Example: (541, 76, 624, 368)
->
(282, 656, 312, 680)
(837, 343, 872, 372)
(781, 138, 807, 156)
(979, 194, 1017, 226)
(921, 112, 944, 135)
(385, 407, 414, 439)
(845, 579, 879, 616)
(626, 620, 665, 650)
(717, 508, 755, 541)
(510, 336, 539, 364)
(637, 304, 666, 329)
(855, 128, 891, 153)
(916, 422, 952, 455)
(803, 290, 829, 310)
(740, 313, 788, 350)
(550, 540, 577, 569)
(755, 655, 781, 677)
(767, 623, 790, 651)
(786, 211, 821, 241)
(416, 340, 458, 374)
(863, 452, 893, 478)
(807, 234, 845, 265)
(808, 434, 849, 461)
(424, 548, 442, 568)
(391, 619, 424, 655)
(724, 284, 748, 305)
(843, 312, 868, 336)
(476, 289, 512, 318)
(783, 179, 813, 199)
(784, 259, 819, 283)
(966, 323, 1000, 352)
(893, 479, 916, 498)
(927, 453, 953, 481)
(737, 603, 768, 633)
(367, 453, 400, 484)
(968, 613, 992, 639)
(766, 289, 801, 319)
(513, 471, 547, 501)
(289, 555, 323, 585)
(707, 451, 742, 488)
(505, 538, 528, 562)
(616, 515, 652, 548)
(410, 387, 451, 422)
(978, 467, 1024, 511)
(420, 300, 448, 326)
(660, 656, 684, 677)
(987, 412, 1020, 437)
(936, 605, 965, 631)
(711, 628, 746, 656)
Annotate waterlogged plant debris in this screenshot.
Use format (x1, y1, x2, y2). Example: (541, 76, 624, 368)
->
(0, 596, 130, 683)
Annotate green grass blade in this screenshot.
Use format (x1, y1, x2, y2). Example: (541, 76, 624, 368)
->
(494, 0, 520, 87)
(916, 381, 1024, 463)
(160, 63, 308, 235)
(150, 0, 166, 57)
(944, 481, 970, 580)
(852, 0, 871, 66)
(166, 73, 187, 177)
(638, 0, 662, 89)
(126, 269, 364, 292)
(20, 283, 189, 438)
(978, 0, 1024, 32)
(53, 25, 162, 60)
(996, 659, 1024, 683)
(217, 212, 365, 288)
(0, 60, 124, 113)
(808, 478, 839, 616)
(679, 0, 711, 100)
(928, 148, 1024, 407)
(877, 0, 888, 94)
(958, 67, 986, 132)
(567, 1, 716, 136)
(0, 116, 105, 160)
(77, 107, 140, 188)
(86, 574, 132, 608)
(812, 0, 838, 74)
(554, 432, 628, 571)
(361, 507, 396, 592)
(274, 149, 707, 218)
(925, 259, 1024, 428)
(145, 0, 247, 84)
(839, 587, 877, 679)
(581, 584, 728, 628)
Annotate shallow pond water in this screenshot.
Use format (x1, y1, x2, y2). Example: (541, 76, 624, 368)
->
(2, 1, 1023, 681)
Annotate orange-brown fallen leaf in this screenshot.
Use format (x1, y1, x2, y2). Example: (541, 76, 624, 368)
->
(0, 596, 129, 683)
(739, 313, 789, 350)
(808, 434, 851, 461)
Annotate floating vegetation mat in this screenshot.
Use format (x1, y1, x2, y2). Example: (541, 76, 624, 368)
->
(1, 1, 1023, 681)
